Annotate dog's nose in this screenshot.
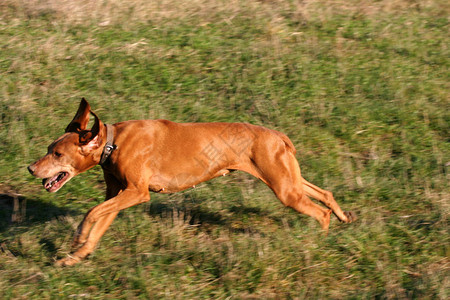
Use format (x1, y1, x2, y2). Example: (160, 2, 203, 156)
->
(27, 165, 35, 175)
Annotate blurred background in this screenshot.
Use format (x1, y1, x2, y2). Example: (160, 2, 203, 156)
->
(0, 0, 448, 298)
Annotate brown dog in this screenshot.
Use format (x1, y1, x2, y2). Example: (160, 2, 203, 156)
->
(28, 99, 356, 266)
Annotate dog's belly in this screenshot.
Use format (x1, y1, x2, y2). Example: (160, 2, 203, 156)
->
(148, 168, 232, 194)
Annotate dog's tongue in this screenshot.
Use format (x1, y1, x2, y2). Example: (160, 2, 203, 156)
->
(43, 177, 54, 190)
(42, 174, 60, 191)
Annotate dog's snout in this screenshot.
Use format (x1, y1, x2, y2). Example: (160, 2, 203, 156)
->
(28, 164, 36, 175)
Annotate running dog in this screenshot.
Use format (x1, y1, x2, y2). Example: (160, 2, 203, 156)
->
(28, 98, 356, 266)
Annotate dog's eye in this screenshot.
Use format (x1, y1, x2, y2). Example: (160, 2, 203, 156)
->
(54, 151, 62, 158)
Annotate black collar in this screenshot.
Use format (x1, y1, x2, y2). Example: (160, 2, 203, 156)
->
(99, 124, 117, 165)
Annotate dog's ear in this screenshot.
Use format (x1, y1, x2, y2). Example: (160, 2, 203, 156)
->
(80, 134, 101, 153)
(79, 110, 104, 152)
(65, 98, 91, 133)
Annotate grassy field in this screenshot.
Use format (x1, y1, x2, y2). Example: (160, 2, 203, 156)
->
(0, 0, 448, 298)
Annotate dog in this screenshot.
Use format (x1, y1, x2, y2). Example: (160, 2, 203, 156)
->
(28, 98, 356, 266)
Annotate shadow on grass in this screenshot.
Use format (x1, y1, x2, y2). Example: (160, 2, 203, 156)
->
(0, 193, 80, 233)
(146, 194, 283, 235)
(147, 200, 226, 227)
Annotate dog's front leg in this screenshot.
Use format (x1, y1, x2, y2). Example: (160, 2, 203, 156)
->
(56, 212, 119, 266)
(56, 188, 150, 266)
(78, 188, 150, 245)
(71, 176, 124, 249)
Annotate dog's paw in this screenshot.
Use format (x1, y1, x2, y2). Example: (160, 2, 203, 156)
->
(55, 254, 82, 267)
(343, 211, 357, 223)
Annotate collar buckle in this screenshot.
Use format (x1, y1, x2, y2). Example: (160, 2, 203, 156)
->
(100, 124, 116, 165)
(105, 144, 116, 152)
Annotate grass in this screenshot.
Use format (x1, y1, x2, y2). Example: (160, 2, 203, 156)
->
(0, 0, 448, 298)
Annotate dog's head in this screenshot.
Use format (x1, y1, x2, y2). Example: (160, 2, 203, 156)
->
(28, 98, 106, 192)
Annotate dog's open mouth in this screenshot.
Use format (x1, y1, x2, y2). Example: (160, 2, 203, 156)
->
(42, 172, 69, 192)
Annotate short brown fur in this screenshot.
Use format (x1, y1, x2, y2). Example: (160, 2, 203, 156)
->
(28, 99, 356, 266)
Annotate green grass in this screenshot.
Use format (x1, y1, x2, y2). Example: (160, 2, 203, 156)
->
(0, 0, 448, 298)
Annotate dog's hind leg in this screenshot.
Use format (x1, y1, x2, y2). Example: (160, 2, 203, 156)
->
(251, 143, 332, 231)
(302, 179, 356, 223)
(275, 186, 333, 232)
